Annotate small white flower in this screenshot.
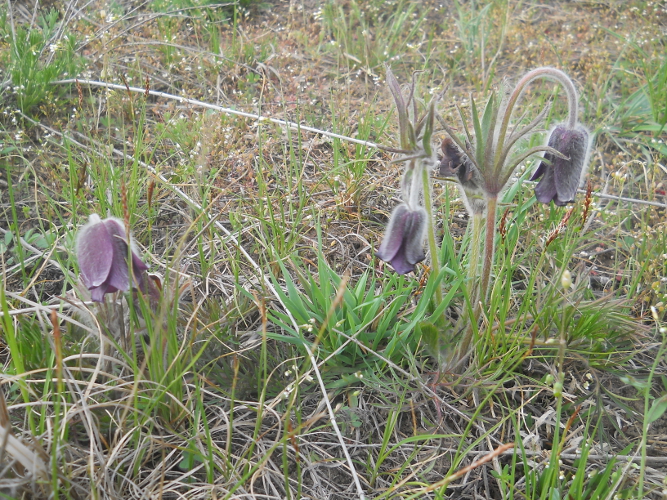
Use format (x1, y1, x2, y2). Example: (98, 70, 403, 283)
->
(651, 306, 660, 321)
(561, 269, 572, 289)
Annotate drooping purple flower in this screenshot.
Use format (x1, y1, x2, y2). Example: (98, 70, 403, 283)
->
(376, 203, 426, 275)
(531, 124, 590, 206)
(76, 214, 148, 302)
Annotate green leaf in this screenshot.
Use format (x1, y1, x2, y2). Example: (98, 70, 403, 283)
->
(470, 96, 484, 167)
(419, 321, 440, 355)
(481, 91, 496, 165)
(421, 95, 437, 156)
(455, 103, 474, 146)
(647, 394, 667, 424)
(619, 374, 650, 392)
(178, 449, 204, 471)
(386, 67, 414, 150)
(427, 276, 462, 322)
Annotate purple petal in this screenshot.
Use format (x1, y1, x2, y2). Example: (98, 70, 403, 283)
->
(76, 214, 114, 289)
(89, 285, 108, 303)
(529, 160, 548, 182)
(388, 252, 416, 275)
(403, 209, 426, 266)
(76, 215, 150, 301)
(377, 204, 409, 262)
(533, 124, 590, 205)
(553, 126, 589, 202)
(553, 196, 570, 207)
(377, 206, 426, 275)
(131, 251, 149, 290)
(439, 138, 464, 178)
(534, 166, 558, 204)
(105, 219, 150, 288)
(103, 219, 132, 294)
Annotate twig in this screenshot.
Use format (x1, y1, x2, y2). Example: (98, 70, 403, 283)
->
(445, 443, 514, 484)
(299, 443, 667, 466)
(1, 291, 92, 332)
(0, 301, 80, 318)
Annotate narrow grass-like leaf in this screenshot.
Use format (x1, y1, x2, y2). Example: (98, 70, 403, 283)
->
(421, 95, 437, 156)
(500, 144, 568, 188)
(503, 101, 552, 163)
(470, 95, 484, 168)
(386, 68, 414, 150)
(481, 91, 497, 170)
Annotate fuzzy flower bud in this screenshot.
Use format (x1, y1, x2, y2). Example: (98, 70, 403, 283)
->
(438, 138, 481, 190)
(437, 138, 486, 215)
(376, 203, 426, 275)
(531, 124, 590, 206)
(76, 214, 148, 302)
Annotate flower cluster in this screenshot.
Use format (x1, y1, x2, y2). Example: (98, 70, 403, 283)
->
(376, 67, 592, 372)
(437, 68, 591, 211)
(377, 67, 592, 280)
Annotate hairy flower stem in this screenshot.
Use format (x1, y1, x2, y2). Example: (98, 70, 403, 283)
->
(467, 213, 484, 301)
(494, 67, 580, 180)
(422, 165, 443, 310)
(455, 196, 497, 365)
(478, 195, 498, 307)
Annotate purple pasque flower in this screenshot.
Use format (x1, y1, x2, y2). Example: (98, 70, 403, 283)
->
(76, 214, 148, 302)
(376, 203, 427, 275)
(531, 124, 590, 206)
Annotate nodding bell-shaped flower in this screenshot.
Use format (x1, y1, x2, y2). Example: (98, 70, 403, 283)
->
(531, 124, 590, 206)
(76, 214, 148, 302)
(376, 203, 427, 275)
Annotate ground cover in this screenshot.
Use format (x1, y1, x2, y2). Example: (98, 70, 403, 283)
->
(1, 0, 667, 498)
